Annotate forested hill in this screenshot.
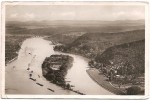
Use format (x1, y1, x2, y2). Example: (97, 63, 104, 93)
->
(95, 39, 145, 75)
(63, 29, 145, 58)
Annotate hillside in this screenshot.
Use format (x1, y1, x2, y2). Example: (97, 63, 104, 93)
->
(87, 40, 145, 95)
(95, 39, 145, 75)
(59, 30, 145, 58)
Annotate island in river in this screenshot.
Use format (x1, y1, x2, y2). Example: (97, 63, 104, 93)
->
(5, 37, 113, 95)
(42, 55, 74, 89)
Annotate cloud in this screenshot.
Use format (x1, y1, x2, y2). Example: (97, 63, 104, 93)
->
(6, 5, 145, 21)
(24, 13, 35, 19)
(49, 12, 76, 20)
(8, 13, 35, 21)
(10, 13, 18, 18)
(112, 11, 144, 20)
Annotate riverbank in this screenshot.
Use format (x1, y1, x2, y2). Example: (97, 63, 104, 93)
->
(86, 68, 126, 95)
(5, 37, 78, 95)
(5, 61, 77, 95)
(5, 37, 113, 95)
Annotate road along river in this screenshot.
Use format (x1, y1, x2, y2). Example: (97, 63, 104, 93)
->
(5, 37, 113, 95)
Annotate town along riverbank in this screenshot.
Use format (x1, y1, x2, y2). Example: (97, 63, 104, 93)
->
(87, 40, 145, 95)
(87, 67, 144, 95)
(86, 68, 126, 95)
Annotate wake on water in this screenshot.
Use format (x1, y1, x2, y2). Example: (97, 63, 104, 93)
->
(6, 37, 79, 94)
(6, 37, 113, 95)
(17, 37, 54, 82)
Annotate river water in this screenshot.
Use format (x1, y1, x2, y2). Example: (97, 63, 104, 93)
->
(5, 37, 113, 95)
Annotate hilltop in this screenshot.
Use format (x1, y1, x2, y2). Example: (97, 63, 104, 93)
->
(55, 29, 145, 58)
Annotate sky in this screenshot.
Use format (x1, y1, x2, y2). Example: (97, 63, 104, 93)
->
(6, 4, 145, 21)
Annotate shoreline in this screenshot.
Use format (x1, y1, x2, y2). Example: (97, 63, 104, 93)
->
(86, 68, 126, 95)
(6, 38, 114, 95)
(6, 57, 18, 65)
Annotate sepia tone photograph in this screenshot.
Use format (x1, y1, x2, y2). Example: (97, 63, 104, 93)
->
(1, 1, 148, 98)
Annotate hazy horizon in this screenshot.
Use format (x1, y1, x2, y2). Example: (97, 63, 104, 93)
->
(6, 4, 145, 22)
(6, 19, 145, 22)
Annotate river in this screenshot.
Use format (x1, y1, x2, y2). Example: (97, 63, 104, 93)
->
(5, 37, 113, 95)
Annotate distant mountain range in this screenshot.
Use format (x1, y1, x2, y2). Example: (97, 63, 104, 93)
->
(6, 19, 144, 27)
(6, 20, 145, 43)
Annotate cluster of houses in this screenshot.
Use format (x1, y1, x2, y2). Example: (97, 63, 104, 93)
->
(89, 60, 144, 88)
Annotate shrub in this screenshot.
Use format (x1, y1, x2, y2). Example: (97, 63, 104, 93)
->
(126, 86, 141, 95)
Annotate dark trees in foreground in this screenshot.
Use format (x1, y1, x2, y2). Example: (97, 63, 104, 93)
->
(126, 86, 141, 95)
